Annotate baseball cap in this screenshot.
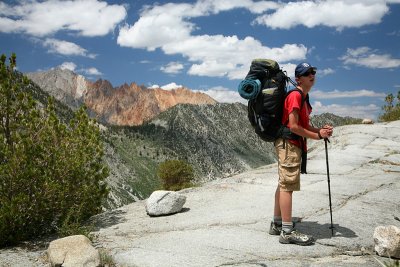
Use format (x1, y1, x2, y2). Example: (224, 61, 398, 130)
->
(295, 62, 317, 77)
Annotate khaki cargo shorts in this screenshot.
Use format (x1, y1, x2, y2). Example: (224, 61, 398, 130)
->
(274, 138, 301, 191)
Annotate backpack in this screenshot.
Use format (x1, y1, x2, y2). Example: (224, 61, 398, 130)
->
(238, 59, 308, 142)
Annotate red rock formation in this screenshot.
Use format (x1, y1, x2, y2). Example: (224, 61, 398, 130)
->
(84, 81, 216, 126)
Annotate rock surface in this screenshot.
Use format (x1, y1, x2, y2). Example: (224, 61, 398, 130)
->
(374, 225, 400, 259)
(1, 121, 400, 266)
(26, 68, 87, 109)
(145, 190, 187, 216)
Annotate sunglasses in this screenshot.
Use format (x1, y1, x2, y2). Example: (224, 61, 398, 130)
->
(301, 69, 316, 77)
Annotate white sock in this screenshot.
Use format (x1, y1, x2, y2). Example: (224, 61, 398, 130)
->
(282, 221, 293, 233)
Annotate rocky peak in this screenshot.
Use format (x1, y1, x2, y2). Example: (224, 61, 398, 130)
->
(26, 67, 88, 109)
(85, 81, 217, 126)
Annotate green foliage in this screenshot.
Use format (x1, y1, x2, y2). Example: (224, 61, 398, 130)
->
(57, 219, 94, 240)
(157, 160, 194, 191)
(379, 90, 400, 122)
(99, 248, 117, 267)
(0, 53, 109, 247)
(375, 257, 400, 267)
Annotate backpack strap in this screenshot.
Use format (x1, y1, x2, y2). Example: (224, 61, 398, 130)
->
(283, 89, 310, 173)
(283, 89, 307, 127)
(280, 88, 311, 141)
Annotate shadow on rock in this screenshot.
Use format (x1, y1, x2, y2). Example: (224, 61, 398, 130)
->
(297, 221, 357, 240)
(147, 207, 191, 217)
(89, 209, 127, 230)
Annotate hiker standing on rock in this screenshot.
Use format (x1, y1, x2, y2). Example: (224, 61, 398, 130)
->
(269, 62, 333, 245)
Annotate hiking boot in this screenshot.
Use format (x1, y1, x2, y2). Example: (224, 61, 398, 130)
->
(269, 221, 281, 235)
(279, 230, 314, 246)
(268, 221, 296, 235)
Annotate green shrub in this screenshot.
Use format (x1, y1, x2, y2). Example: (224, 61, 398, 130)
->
(379, 91, 400, 122)
(0, 53, 109, 246)
(99, 248, 117, 267)
(157, 160, 194, 191)
(379, 108, 400, 122)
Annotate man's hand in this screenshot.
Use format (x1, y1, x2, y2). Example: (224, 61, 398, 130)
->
(320, 125, 333, 139)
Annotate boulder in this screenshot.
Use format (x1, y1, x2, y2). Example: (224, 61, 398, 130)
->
(362, 118, 374, 124)
(47, 235, 100, 267)
(374, 225, 400, 259)
(146, 190, 186, 216)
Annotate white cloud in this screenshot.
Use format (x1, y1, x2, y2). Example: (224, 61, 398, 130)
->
(0, 1, 127, 37)
(168, 35, 307, 79)
(119, 0, 395, 80)
(312, 101, 381, 119)
(118, 3, 194, 50)
(387, 30, 400, 36)
(195, 86, 246, 104)
(313, 89, 386, 99)
(161, 62, 184, 74)
(117, 1, 308, 80)
(340, 47, 400, 68)
(161, 82, 183, 90)
(192, 0, 279, 15)
(254, 0, 389, 31)
(280, 63, 297, 78)
(82, 67, 102, 76)
(43, 38, 96, 58)
(58, 62, 76, 71)
(319, 68, 335, 76)
(0, 2, 15, 16)
(57, 62, 101, 76)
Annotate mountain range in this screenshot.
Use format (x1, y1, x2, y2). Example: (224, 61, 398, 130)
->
(26, 68, 216, 126)
(24, 68, 361, 208)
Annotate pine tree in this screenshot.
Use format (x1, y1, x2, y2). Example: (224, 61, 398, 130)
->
(0, 53, 109, 246)
(380, 91, 400, 122)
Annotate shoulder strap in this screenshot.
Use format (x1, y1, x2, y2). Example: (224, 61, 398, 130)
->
(283, 89, 308, 126)
(289, 89, 306, 108)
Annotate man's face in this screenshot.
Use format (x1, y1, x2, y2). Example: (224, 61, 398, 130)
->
(298, 69, 316, 87)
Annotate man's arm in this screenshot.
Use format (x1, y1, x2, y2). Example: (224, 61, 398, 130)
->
(288, 110, 332, 140)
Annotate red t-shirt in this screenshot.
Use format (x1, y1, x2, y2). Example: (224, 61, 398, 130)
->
(281, 91, 312, 151)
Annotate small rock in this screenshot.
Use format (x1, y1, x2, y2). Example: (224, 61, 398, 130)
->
(146, 190, 186, 216)
(373, 225, 400, 259)
(47, 235, 100, 267)
(362, 118, 374, 124)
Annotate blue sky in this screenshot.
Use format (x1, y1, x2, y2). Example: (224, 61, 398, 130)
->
(1, 0, 400, 120)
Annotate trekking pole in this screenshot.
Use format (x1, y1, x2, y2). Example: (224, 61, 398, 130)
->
(324, 138, 335, 237)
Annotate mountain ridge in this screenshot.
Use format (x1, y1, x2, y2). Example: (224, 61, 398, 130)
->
(26, 68, 217, 126)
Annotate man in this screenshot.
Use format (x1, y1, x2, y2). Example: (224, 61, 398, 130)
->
(269, 62, 333, 245)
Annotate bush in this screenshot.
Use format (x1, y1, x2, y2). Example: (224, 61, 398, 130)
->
(379, 91, 400, 122)
(157, 160, 194, 191)
(0, 53, 109, 246)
